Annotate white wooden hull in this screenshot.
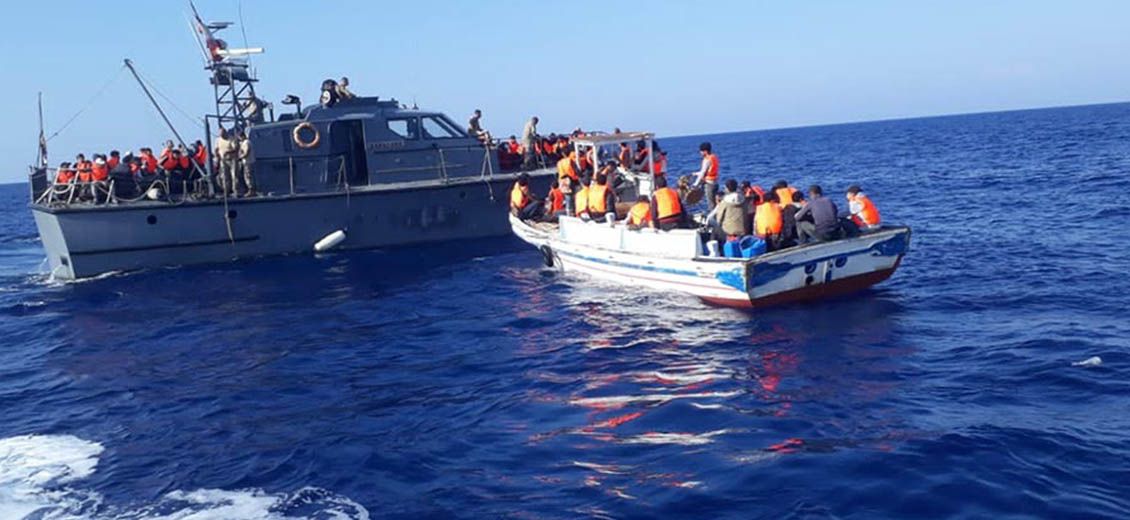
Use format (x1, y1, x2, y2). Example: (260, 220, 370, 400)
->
(512, 216, 910, 308)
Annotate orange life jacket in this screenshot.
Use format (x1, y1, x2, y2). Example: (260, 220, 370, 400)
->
(652, 154, 667, 176)
(76, 161, 93, 182)
(755, 201, 783, 237)
(91, 162, 109, 182)
(775, 187, 797, 206)
(628, 201, 651, 226)
(704, 153, 719, 182)
(587, 183, 609, 214)
(574, 186, 589, 216)
(510, 181, 530, 211)
(192, 145, 207, 166)
(159, 148, 177, 170)
(557, 156, 578, 182)
(851, 194, 881, 228)
(178, 154, 191, 170)
(141, 154, 158, 174)
(653, 187, 682, 220)
(507, 142, 522, 155)
(56, 168, 76, 184)
(107, 156, 120, 171)
(547, 187, 565, 213)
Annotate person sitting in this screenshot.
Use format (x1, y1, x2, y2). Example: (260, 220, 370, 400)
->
(55, 162, 76, 186)
(844, 184, 882, 235)
(107, 150, 122, 172)
(467, 109, 489, 143)
(574, 175, 592, 219)
(649, 175, 686, 231)
(773, 180, 797, 210)
(544, 179, 566, 221)
(506, 135, 522, 156)
(795, 185, 840, 243)
(624, 195, 652, 230)
(586, 173, 616, 221)
(158, 141, 177, 173)
(138, 148, 159, 177)
(707, 179, 749, 242)
(335, 77, 356, 100)
(509, 173, 542, 220)
(779, 191, 804, 248)
(755, 191, 785, 251)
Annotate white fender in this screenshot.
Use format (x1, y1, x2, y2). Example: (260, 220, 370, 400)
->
(314, 230, 346, 252)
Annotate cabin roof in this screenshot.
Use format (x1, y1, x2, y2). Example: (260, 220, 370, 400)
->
(572, 132, 653, 146)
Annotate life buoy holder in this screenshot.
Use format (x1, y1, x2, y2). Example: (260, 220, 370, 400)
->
(292, 122, 320, 149)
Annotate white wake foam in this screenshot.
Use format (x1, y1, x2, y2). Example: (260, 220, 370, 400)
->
(0, 434, 368, 520)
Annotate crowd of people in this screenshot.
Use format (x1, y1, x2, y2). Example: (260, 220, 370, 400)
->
(51, 129, 256, 203)
(510, 140, 884, 254)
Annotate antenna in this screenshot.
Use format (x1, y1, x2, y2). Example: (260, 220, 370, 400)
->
(36, 92, 47, 168)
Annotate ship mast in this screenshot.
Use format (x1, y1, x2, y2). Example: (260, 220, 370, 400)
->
(189, 1, 265, 132)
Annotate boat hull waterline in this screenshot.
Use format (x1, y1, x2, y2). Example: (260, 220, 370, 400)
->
(511, 215, 910, 308)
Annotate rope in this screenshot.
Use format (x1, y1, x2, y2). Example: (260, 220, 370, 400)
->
(133, 68, 204, 131)
(46, 66, 126, 142)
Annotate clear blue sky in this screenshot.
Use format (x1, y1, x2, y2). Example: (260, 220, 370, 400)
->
(3, 0, 1128, 183)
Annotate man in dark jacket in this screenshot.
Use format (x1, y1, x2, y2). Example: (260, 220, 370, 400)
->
(794, 185, 839, 243)
(779, 190, 804, 248)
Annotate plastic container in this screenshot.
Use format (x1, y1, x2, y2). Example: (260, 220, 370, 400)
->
(723, 240, 743, 258)
(706, 240, 721, 257)
(740, 236, 766, 258)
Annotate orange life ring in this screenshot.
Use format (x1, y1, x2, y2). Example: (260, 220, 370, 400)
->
(292, 122, 321, 149)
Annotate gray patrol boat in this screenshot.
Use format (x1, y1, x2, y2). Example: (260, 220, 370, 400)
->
(27, 7, 555, 280)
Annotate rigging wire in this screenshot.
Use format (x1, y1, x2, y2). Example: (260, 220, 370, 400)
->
(238, 1, 252, 68)
(132, 67, 205, 131)
(45, 65, 127, 142)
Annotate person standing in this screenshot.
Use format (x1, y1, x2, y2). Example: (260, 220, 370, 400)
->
(214, 129, 238, 196)
(521, 116, 539, 169)
(794, 185, 840, 243)
(692, 142, 720, 211)
(237, 130, 255, 197)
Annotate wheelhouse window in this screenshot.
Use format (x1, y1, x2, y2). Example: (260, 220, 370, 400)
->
(386, 118, 419, 140)
(421, 116, 464, 139)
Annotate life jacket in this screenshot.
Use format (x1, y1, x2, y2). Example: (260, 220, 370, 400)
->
(851, 193, 881, 228)
(141, 154, 158, 174)
(107, 156, 120, 171)
(56, 168, 76, 184)
(755, 201, 783, 237)
(177, 154, 191, 170)
(775, 186, 797, 206)
(653, 187, 682, 220)
(574, 186, 589, 216)
(76, 161, 93, 182)
(587, 183, 609, 214)
(507, 142, 522, 155)
(704, 153, 719, 182)
(159, 148, 177, 170)
(510, 181, 530, 211)
(652, 153, 667, 175)
(628, 201, 651, 226)
(192, 145, 207, 166)
(578, 154, 591, 173)
(91, 162, 109, 182)
(557, 156, 578, 182)
(547, 187, 565, 214)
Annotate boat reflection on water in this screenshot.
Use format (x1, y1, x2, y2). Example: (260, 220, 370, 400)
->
(520, 274, 916, 502)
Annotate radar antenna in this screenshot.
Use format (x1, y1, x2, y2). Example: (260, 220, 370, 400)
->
(189, 1, 266, 132)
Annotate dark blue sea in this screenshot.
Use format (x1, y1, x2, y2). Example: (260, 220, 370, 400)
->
(2, 103, 1130, 519)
